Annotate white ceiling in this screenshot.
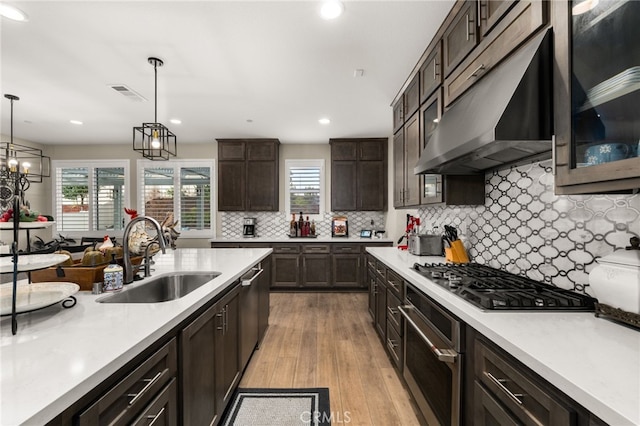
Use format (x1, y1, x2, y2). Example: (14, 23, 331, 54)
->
(1, 1, 454, 146)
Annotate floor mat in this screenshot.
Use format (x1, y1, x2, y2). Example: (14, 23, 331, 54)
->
(221, 388, 331, 426)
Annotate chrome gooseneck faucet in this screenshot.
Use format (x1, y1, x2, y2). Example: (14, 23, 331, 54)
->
(123, 216, 167, 284)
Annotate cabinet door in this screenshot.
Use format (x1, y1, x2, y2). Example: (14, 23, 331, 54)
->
(554, 0, 640, 193)
(479, 0, 518, 38)
(420, 90, 444, 205)
(393, 130, 405, 208)
(257, 256, 271, 346)
(302, 254, 331, 287)
(419, 43, 442, 102)
(247, 140, 277, 161)
(367, 266, 376, 320)
(331, 140, 358, 161)
(332, 253, 361, 287)
(331, 161, 357, 211)
(443, 1, 478, 76)
(358, 161, 386, 211)
(218, 140, 245, 161)
(215, 290, 240, 413)
(246, 161, 278, 211)
(218, 161, 246, 211)
(375, 277, 387, 340)
(473, 381, 520, 426)
(403, 74, 420, 120)
(358, 139, 386, 161)
(392, 98, 404, 133)
(404, 112, 421, 207)
(272, 254, 300, 287)
(131, 379, 178, 426)
(181, 305, 219, 426)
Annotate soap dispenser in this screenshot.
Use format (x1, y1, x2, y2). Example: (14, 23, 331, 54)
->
(103, 253, 123, 292)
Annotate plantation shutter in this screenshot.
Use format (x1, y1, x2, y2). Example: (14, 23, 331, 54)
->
(95, 167, 125, 230)
(56, 167, 90, 231)
(180, 167, 211, 230)
(140, 167, 175, 224)
(289, 166, 320, 214)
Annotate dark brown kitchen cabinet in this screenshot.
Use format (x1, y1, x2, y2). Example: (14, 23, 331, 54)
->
(394, 112, 420, 208)
(330, 138, 387, 211)
(271, 244, 301, 288)
(374, 274, 387, 341)
(181, 285, 240, 426)
(301, 244, 331, 287)
(332, 244, 361, 288)
(393, 98, 404, 133)
(479, 0, 519, 38)
(217, 139, 279, 211)
(367, 258, 377, 319)
(77, 339, 178, 426)
(257, 256, 271, 347)
(419, 42, 442, 103)
(444, 0, 547, 107)
(553, 0, 640, 194)
(442, 0, 478, 77)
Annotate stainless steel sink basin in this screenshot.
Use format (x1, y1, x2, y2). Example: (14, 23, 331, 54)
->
(97, 272, 220, 303)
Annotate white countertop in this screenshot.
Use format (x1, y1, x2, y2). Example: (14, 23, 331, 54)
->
(366, 247, 640, 426)
(0, 248, 272, 426)
(210, 236, 394, 243)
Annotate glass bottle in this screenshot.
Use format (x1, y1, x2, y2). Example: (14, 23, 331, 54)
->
(290, 213, 296, 236)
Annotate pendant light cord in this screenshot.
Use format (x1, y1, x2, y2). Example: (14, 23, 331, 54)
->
(154, 61, 158, 124)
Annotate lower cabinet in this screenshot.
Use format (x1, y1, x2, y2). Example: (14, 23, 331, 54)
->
(77, 338, 178, 425)
(131, 378, 178, 426)
(257, 256, 271, 347)
(374, 274, 387, 340)
(332, 244, 362, 288)
(181, 285, 240, 426)
(301, 244, 331, 287)
(272, 244, 301, 288)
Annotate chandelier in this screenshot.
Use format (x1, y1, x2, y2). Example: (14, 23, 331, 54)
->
(133, 57, 177, 160)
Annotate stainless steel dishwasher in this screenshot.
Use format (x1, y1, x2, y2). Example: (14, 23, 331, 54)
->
(239, 265, 264, 369)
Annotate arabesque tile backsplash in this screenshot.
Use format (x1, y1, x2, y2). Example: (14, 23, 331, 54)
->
(417, 160, 640, 295)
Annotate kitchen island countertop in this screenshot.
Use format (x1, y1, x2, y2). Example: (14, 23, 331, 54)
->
(210, 236, 394, 243)
(0, 248, 271, 426)
(367, 247, 640, 426)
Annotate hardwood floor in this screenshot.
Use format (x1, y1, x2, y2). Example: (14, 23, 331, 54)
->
(240, 292, 422, 425)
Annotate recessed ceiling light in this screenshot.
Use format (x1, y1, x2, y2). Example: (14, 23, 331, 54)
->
(0, 3, 28, 22)
(572, 0, 599, 15)
(246, 119, 253, 123)
(320, 1, 344, 20)
(170, 118, 182, 124)
(319, 118, 331, 125)
(70, 120, 83, 125)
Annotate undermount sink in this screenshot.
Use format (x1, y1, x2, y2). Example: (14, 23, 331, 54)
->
(97, 272, 220, 303)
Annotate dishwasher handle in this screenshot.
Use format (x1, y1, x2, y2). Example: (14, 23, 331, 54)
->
(241, 267, 264, 286)
(398, 305, 458, 364)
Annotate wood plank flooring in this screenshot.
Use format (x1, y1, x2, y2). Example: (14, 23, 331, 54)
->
(240, 292, 422, 425)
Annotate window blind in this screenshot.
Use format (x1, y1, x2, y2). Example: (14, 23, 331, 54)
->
(289, 166, 320, 214)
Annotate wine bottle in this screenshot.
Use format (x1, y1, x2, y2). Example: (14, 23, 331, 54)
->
(290, 213, 296, 236)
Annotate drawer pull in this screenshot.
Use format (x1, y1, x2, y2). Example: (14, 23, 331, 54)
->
(127, 371, 164, 406)
(387, 338, 398, 350)
(147, 407, 166, 426)
(388, 306, 398, 317)
(466, 64, 486, 80)
(387, 280, 399, 291)
(486, 372, 524, 405)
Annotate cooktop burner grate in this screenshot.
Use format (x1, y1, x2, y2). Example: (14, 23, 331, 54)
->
(412, 263, 596, 311)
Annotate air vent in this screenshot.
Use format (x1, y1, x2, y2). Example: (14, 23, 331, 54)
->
(108, 84, 147, 102)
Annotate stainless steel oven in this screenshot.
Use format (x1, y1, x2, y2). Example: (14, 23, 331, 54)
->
(399, 284, 463, 425)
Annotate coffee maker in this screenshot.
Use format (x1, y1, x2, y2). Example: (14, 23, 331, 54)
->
(243, 217, 256, 238)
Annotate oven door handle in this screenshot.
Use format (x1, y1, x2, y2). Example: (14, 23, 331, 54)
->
(398, 305, 458, 364)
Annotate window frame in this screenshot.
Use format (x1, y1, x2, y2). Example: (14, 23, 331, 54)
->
(51, 159, 130, 238)
(284, 159, 325, 220)
(137, 159, 215, 239)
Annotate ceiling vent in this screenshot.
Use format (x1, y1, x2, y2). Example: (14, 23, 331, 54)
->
(108, 84, 147, 102)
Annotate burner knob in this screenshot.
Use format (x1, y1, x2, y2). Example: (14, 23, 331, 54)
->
(448, 275, 462, 288)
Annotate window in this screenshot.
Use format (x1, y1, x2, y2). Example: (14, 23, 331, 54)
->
(285, 159, 324, 217)
(52, 160, 129, 234)
(138, 160, 214, 237)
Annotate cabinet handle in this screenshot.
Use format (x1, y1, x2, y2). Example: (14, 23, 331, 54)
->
(224, 305, 228, 334)
(216, 312, 224, 331)
(466, 14, 470, 41)
(387, 280, 399, 291)
(387, 306, 397, 317)
(387, 338, 398, 350)
(127, 371, 164, 406)
(466, 64, 486, 80)
(485, 372, 525, 405)
(147, 407, 166, 426)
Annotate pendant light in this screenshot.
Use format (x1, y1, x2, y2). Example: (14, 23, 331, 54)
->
(133, 57, 177, 160)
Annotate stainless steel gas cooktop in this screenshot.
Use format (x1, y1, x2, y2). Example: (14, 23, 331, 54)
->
(412, 262, 596, 311)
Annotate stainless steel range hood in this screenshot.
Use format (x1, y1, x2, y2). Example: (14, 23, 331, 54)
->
(414, 30, 553, 175)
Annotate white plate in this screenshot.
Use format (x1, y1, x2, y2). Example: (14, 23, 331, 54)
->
(0, 221, 55, 230)
(0, 253, 68, 273)
(0, 282, 79, 315)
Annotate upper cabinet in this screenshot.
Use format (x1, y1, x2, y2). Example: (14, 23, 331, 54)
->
(217, 139, 280, 211)
(330, 138, 388, 211)
(419, 42, 443, 103)
(442, 1, 479, 77)
(479, 0, 519, 38)
(554, 0, 640, 193)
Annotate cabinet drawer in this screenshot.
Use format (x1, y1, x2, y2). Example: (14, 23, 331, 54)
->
(331, 244, 361, 254)
(131, 378, 178, 426)
(386, 290, 402, 335)
(77, 338, 177, 425)
(302, 244, 330, 254)
(475, 340, 575, 425)
(272, 244, 300, 254)
(473, 380, 520, 426)
(385, 269, 404, 299)
(385, 321, 403, 370)
(444, 0, 546, 106)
